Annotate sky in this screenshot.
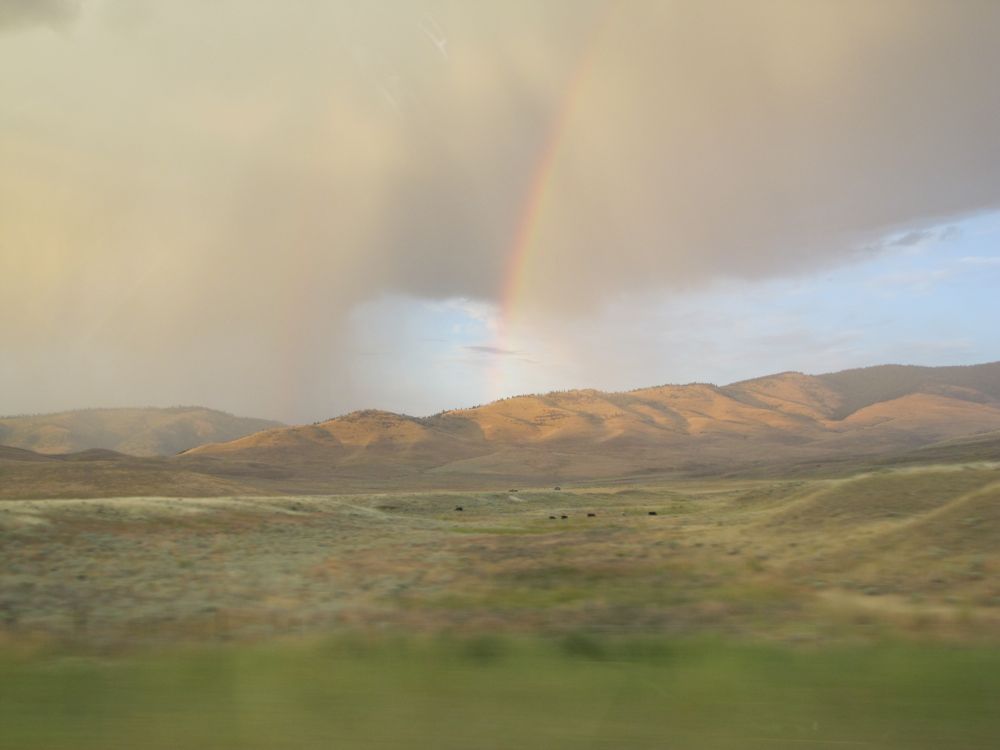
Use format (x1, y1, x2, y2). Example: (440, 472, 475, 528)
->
(2, 0, 999, 423)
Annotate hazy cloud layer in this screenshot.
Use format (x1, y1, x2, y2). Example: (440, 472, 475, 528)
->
(2, 0, 1000, 419)
(0, 0, 79, 31)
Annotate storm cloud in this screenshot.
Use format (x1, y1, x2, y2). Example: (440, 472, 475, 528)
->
(2, 0, 1000, 420)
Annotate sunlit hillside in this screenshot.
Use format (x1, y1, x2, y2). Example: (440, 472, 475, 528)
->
(179, 362, 1000, 488)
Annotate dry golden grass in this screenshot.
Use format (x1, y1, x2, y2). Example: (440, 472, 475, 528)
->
(2, 463, 997, 646)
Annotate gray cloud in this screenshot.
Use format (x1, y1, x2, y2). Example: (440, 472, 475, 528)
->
(890, 230, 936, 247)
(464, 346, 521, 357)
(940, 226, 963, 242)
(2, 0, 1000, 420)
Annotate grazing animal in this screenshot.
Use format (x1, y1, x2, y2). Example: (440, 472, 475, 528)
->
(554, 486, 562, 491)
(560, 515, 568, 519)
(455, 506, 464, 511)
(648, 511, 658, 516)
(508, 489, 518, 493)
(587, 512, 596, 517)
(549, 515, 557, 520)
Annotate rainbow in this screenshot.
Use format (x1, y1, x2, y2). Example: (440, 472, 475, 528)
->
(491, 6, 611, 395)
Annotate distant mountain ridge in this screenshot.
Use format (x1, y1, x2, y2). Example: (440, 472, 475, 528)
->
(4, 362, 1000, 498)
(181, 362, 1000, 484)
(0, 407, 283, 457)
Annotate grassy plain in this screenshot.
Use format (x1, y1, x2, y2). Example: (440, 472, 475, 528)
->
(2, 462, 999, 747)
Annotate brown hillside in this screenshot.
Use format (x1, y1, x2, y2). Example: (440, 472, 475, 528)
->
(181, 361, 1000, 487)
(0, 407, 283, 457)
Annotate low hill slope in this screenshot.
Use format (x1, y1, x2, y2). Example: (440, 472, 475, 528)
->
(761, 467, 995, 531)
(878, 430, 1000, 467)
(755, 466, 1000, 602)
(0, 445, 260, 499)
(815, 362, 1000, 418)
(183, 361, 1000, 486)
(0, 407, 282, 457)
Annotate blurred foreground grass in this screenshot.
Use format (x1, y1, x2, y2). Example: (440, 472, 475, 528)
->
(2, 635, 998, 749)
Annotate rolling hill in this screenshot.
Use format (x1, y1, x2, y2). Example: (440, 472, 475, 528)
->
(4, 362, 999, 497)
(0, 407, 282, 457)
(179, 362, 1000, 488)
(0, 445, 261, 499)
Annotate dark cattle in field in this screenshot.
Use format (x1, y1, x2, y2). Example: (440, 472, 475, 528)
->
(455, 506, 464, 511)
(560, 515, 568, 519)
(549, 515, 557, 520)
(554, 486, 562, 491)
(648, 511, 657, 516)
(587, 512, 596, 517)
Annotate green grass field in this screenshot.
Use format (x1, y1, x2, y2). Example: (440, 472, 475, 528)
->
(3, 636, 999, 750)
